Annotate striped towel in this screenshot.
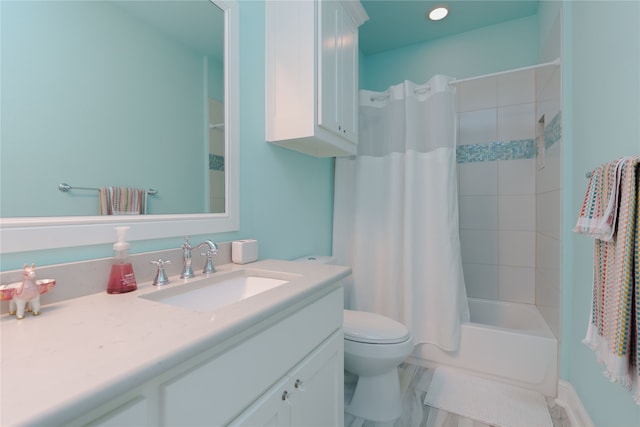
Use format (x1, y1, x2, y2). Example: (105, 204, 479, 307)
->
(99, 187, 147, 215)
(573, 158, 624, 241)
(577, 156, 639, 404)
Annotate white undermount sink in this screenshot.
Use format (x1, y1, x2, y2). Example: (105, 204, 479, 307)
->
(141, 269, 297, 313)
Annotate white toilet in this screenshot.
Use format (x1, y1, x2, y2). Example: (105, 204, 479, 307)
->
(343, 309, 413, 422)
(295, 256, 414, 423)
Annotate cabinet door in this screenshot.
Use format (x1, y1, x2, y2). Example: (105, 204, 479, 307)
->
(289, 331, 344, 427)
(228, 377, 291, 427)
(338, 9, 358, 145)
(319, 1, 358, 145)
(318, 0, 341, 138)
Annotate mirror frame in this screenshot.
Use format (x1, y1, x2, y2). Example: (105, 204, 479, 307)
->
(0, 0, 239, 253)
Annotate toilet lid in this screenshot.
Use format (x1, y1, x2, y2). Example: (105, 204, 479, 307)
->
(343, 310, 411, 344)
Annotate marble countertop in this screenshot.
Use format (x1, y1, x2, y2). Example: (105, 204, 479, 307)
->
(0, 259, 350, 426)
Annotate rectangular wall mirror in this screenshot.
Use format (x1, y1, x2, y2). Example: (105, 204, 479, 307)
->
(0, 0, 239, 253)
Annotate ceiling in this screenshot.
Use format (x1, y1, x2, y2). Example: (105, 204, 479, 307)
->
(359, 1, 539, 55)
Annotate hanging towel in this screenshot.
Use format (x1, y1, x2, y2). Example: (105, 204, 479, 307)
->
(99, 187, 147, 215)
(576, 155, 640, 404)
(573, 158, 624, 241)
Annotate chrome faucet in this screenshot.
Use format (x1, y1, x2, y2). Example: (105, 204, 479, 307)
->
(180, 237, 218, 278)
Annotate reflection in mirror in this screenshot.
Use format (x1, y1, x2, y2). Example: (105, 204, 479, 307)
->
(1, 0, 225, 217)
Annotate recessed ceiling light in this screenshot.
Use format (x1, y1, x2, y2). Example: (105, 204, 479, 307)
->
(428, 6, 449, 21)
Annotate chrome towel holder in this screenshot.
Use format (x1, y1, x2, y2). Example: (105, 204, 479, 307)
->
(58, 183, 158, 196)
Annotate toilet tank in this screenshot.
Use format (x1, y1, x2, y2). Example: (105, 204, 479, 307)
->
(294, 256, 352, 308)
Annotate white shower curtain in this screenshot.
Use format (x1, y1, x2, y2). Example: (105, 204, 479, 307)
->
(333, 75, 470, 351)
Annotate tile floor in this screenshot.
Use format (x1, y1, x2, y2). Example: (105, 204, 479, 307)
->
(344, 363, 571, 427)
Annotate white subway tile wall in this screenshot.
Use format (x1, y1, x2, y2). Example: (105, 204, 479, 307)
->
(498, 69, 535, 106)
(459, 109, 497, 145)
(456, 63, 561, 323)
(457, 77, 497, 112)
(535, 64, 562, 340)
(498, 103, 536, 142)
(458, 162, 498, 195)
(462, 264, 499, 300)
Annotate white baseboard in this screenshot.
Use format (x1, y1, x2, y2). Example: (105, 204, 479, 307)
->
(556, 380, 594, 427)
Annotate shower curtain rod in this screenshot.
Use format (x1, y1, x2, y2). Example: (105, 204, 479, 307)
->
(448, 58, 560, 86)
(368, 58, 560, 102)
(369, 85, 431, 102)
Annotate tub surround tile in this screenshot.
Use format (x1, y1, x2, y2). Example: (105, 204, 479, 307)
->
(498, 69, 535, 106)
(499, 230, 535, 268)
(498, 158, 536, 195)
(456, 139, 536, 164)
(458, 109, 498, 145)
(460, 229, 498, 265)
(457, 78, 497, 112)
(537, 70, 561, 123)
(537, 142, 562, 194)
(536, 62, 560, 100)
(539, 305, 561, 341)
(455, 112, 561, 165)
(537, 233, 561, 273)
(536, 269, 561, 309)
(462, 263, 499, 300)
(544, 112, 562, 149)
(209, 154, 225, 171)
(536, 275, 561, 339)
(454, 57, 561, 315)
(499, 194, 536, 231)
(459, 195, 498, 230)
(536, 190, 562, 239)
(499, 266, 535, 304)
(498, 103, 536, 142)
(458, 162, 498, 195)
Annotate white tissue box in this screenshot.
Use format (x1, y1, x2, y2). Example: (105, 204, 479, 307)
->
(232, 239, 258, 264)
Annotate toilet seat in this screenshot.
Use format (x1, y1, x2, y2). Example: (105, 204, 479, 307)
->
(344, 310, 410, 344)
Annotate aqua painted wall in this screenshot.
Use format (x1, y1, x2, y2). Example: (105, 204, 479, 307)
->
(563, 1, 640, 425)
(233, 1, 334, 261)
(363, 15, 538, 91)
(0, 0, 334, 270)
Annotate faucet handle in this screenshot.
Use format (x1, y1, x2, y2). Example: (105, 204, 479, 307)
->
(201, 248, 217, 274)
(151, 259, 171, 286)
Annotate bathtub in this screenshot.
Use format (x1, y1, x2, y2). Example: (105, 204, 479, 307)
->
(409, 297, 558, 396)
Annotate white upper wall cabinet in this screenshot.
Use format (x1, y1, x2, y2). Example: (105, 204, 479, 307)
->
(265, 0, 368, 157)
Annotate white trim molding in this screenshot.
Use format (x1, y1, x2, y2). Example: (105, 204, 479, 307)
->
(556, 380, 595, 427)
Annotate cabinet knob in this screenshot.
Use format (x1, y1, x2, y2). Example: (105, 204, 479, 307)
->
(281, 390, 289, 401)
(294, 379, 302, 389)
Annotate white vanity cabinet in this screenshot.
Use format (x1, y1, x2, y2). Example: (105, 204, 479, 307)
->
(71, 286, 344, 427)
(265, 0, 368, 157)
(85, 396, 151, 427)
(230, 330, 343, 426)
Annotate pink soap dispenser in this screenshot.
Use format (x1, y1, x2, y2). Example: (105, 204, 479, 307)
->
(107, 226, 137, 294)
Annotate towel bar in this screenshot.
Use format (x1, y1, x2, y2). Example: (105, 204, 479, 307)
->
(58, 183, 157, 196)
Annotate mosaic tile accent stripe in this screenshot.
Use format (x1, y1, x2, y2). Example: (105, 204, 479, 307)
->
(545, 112, 562, 149)
(456, 111, 562, 164)
(209, 154, 224, 171)
(456, 139, 536, 163)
